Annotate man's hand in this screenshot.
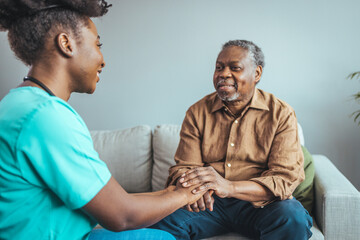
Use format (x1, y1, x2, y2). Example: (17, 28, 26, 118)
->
(173, 177, 207, 205)
(185, 190, 214, 212)
(179, 166, 233, 198)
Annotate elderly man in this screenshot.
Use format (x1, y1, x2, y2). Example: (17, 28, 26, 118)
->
(151, 40, 313, 240)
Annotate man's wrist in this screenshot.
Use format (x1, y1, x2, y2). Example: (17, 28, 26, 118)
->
(226, 180, 235, 198)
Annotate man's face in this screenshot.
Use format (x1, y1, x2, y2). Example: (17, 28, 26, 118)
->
(213, 46, 262, 102)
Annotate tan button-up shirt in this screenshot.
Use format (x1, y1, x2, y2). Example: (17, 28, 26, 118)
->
(167, 88, 304, 207)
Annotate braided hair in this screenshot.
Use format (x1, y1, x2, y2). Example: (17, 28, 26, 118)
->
(0, 0, 111, 66)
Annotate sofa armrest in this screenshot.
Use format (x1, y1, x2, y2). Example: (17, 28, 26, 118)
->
(313, 155, 360, 240)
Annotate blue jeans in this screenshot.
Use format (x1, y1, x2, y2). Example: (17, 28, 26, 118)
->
(88, 228, 175, 240)
(150, 196, 313, 240)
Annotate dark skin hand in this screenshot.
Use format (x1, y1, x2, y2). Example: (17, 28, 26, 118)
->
(179, 166, 275, 205)
(176, 178, 215, 212)
(178, 177, 215, 212)
(184, 190, 214, 212)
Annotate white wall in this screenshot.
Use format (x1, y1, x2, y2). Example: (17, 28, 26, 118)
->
(1, 0, 359, 189)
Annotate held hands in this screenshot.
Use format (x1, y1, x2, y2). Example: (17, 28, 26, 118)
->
(179, 166, 233, 199)
(184, 190, 214, 212)
(173, 177, 207, 205)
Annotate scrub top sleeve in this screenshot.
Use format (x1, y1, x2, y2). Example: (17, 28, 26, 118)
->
(17, 100, 111, 209)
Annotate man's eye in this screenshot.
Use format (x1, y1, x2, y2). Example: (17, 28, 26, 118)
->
(97, 43, 103, 48)
(215, 66, 223, 70)
(231, 66, 241, 70)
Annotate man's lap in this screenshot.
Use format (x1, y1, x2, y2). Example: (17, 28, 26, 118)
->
(150, 196, 230, 240)
(150, 196, 312, 240)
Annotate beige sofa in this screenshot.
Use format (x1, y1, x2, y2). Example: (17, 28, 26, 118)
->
(90, 124, 360, 240)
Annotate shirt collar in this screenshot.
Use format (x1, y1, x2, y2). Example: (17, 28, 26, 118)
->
(210, 88, 269, 113)
(248, 88, 270, 111)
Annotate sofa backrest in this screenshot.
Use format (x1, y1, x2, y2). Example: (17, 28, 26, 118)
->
(90, 125, 153, 193)
(91, 123, 305, 193)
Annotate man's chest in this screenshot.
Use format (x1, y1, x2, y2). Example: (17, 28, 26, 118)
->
(200, 111, 277, 166)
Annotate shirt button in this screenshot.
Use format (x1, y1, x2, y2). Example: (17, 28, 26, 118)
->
(260, 206, 264, 209)
(227, 163, 232, 167)
(234, 120, 239, 124)
(230, 143, 234, 147)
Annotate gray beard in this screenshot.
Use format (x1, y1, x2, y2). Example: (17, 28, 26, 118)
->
(217, 92, 240, 102)
(216, 80, 239, 102)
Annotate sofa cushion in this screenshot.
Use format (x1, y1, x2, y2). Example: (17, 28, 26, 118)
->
(91, 125, 152, 193)
(152, 125, 181, 191)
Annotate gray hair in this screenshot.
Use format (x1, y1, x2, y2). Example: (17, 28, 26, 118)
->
(222, 40, 265, 68)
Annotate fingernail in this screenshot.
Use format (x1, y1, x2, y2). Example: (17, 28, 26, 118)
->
(182, 182, 187, 186)
(179, 178, 184, 183)
(192, 189, 197, 194)
(181, 173, 185, 177)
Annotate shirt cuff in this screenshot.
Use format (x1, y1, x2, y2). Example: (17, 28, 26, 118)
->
(248, 177, 288, 207)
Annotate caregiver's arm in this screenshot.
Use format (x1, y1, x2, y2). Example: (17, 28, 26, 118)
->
(83, 176, 207, 232)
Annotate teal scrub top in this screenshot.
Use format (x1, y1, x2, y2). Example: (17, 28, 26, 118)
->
(0, 87, 111, 239)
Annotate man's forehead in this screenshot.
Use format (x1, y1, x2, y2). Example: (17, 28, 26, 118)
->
(217, 46, 249, 62)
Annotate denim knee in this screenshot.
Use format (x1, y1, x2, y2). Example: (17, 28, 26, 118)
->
(260, 199, 313, 240)
(150, 207, 229, 240)
(150, 209, 195, 240)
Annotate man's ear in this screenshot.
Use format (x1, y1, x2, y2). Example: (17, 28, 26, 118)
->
(56, 33, 74, 58)
(255, 65, 263, 84)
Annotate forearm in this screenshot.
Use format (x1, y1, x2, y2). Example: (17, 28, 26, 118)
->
(131, 188, 168, 196)
(124, 187, 187, 229)
(228, 180, 274, 202)
(83, 177, 193, 232)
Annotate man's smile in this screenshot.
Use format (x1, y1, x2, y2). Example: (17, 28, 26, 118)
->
(216, 80, 237, 91)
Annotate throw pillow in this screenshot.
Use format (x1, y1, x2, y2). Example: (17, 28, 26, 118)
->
(293, 145, 315, 215)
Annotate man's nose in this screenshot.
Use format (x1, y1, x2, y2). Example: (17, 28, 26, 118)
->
(220, 67, 231, 79)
